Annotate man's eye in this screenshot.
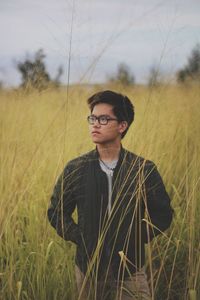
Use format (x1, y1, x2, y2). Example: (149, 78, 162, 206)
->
(90, 116, 96, 121)
(100, 116, 107, 121)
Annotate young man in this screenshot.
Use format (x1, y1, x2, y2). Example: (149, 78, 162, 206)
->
(47, 90, 173, 300)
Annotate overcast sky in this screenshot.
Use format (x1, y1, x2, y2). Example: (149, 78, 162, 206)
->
(1, 0, 200, 86)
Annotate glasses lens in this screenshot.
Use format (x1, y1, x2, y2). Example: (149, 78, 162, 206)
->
(99, 116, 108, 125)
(88, 116, 96, 124)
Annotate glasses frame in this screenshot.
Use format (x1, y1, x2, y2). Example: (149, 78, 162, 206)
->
(87, 114, 118, 125)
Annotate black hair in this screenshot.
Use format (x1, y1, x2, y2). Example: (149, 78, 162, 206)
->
(87, 90, 134, 138)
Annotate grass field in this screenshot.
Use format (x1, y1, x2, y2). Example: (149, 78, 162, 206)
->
(0, 84, 200, 300)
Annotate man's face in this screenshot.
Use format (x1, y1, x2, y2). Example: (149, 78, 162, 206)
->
(88, 103, 127, 145)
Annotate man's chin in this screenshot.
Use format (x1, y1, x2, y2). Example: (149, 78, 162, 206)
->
(92, 140, 102, 144)
(92, 138, 104, 144)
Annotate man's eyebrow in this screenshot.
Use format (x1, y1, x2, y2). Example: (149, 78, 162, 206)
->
(91, 114, 111, 117)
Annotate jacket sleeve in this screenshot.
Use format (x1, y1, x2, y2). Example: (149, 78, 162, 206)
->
(47, 165, 81, 245)
(142, 161, 173, 243)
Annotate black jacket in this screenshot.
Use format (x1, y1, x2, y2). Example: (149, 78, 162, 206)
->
(47, 147, 173, 280)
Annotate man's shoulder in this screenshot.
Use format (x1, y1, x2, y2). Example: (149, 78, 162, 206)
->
(123, 148, 155, 171)
(64, 149, 96, 171)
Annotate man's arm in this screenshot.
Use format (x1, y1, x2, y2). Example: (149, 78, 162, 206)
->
(142, 161, 173, 243)
(47, 165, 81, 245)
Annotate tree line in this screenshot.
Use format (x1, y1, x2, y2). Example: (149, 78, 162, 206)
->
(2, 43, 199, 91)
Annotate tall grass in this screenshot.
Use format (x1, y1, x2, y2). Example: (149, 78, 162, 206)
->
(0, 84, 199, 299)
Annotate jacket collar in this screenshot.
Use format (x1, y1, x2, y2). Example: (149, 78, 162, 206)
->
(92, 144, 127, 170)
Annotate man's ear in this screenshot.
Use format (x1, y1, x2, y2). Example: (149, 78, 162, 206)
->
(119, 121, 128, 134)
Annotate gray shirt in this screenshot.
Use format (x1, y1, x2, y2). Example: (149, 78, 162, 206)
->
(99, 159, 118, 216)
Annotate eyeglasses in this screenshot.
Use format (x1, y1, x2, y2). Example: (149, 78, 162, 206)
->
(87, 115, 118, 125)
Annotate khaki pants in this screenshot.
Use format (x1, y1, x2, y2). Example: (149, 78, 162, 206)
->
(75, 265, 151, 300)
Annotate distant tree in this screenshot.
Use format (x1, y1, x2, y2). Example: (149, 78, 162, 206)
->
(109, 63, 135, 86)
(147, 65, 163, 87)
(177, 44, 200, 83)
(54, 65, 63, 88)
(17, 49, 63, 91)
(0, 68, 4, 90)
(0, 81, 3, 90)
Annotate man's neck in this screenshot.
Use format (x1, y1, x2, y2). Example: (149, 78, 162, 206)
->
(97, 142, 121, 162)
